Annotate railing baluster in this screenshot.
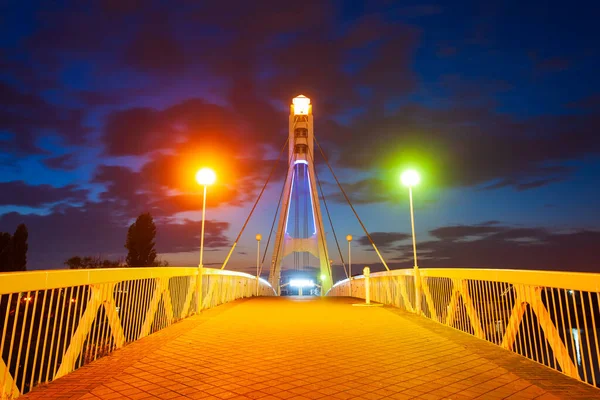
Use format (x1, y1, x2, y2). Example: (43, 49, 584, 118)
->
(581, 290, 595, 386)
(13, 291, 31, 394)
(21, 290, 39, 394)
(589, 292, 600, 386)
(326, 268, 600, 388)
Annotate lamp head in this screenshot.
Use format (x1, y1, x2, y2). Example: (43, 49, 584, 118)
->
(196, 167, 216, 186)
(346, 234, 353, 242)
(401, 169, 420, 187)
(255, 234, 262, 241)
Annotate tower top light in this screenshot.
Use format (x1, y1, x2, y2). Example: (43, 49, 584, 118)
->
(292, 95, 311, 115)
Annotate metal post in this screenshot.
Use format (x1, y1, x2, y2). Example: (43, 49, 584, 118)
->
(200, 185, 207, 268)
(364, 266, 371, 305)
(408, 186, 421, 315)
(346, 235, 353, 297)
(255, 234, 262, 296)
(197, 185, 207, 313)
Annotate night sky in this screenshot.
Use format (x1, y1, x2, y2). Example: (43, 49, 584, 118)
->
(1, 1, 598, 277)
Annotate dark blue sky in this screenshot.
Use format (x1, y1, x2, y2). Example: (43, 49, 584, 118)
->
(0, 0, 598, 275)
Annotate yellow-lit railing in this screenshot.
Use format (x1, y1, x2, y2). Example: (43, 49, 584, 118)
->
(0, 267, 275, 399)
(328, 268, 600, 388)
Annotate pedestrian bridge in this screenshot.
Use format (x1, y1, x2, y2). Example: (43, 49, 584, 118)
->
(1, 267, 599, 399)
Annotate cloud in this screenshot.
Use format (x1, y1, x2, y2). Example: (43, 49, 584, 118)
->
(565, 94, 600, 111)
(357, 232, 411, 249)
(0, 181, 88, 207)
(102, 99, 256, 157)
(0, 203, 230, 270)
(91, 149, 277, 218)
(43, 154, 79, 170)
(535, 57, 570, 73)
(156, 219, 229, 253)
(123, 14, 186, 74)
(319, 103, 600, 198)
(1, 0, 598, 274)
(0, 82, 88, 153)
(429, 224, 504, 241)
(386, 223, 599, 272)
(324, 178, 392, 205)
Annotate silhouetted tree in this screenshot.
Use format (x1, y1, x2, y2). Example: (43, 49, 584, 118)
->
(12, 224, 28, 271)
(0, 224, 28, 272)
(125, 213, 157, 267)
(0, 232, 12, 271)
(64, 256, 83, 269)
(65, 255, 123, 269)
(152, 258, 169, 267)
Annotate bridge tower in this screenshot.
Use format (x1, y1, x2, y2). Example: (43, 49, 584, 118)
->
(269, 95, 333, 294)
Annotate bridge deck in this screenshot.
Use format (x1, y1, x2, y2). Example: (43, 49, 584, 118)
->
(23, 297, 600, 400)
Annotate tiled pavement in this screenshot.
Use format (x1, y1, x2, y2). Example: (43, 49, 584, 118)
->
(22, 297, 600, 400)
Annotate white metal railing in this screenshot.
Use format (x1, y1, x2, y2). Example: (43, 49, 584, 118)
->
(0, 267, 275, 399)
(328, 268, 600, 388)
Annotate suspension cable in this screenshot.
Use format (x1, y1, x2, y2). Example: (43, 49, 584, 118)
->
(260, 150, 296, 277)
(258, 165, 286, 278)
(307, 146, 348, 279)
(313, 135, 390, 271)
(303, 154, 333, 281)
(221, 138, 289, 270)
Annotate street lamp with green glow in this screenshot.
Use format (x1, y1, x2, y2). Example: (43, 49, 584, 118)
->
(401, 169, 422, 314)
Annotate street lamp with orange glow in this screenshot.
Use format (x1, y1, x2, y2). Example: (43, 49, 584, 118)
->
(196, 168, 216, 269)
(401, 169, 421, 314)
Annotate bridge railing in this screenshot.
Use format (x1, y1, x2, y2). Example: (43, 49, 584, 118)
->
(0, 267, 275, 399)
(328, 268, 600, 388)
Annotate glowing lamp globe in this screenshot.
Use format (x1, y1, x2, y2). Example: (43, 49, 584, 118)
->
(401, 170, 420, 187)
(293, 95, 311, 115)
(256, 234, 262, 241)
(346, 234, 353, 242)
(195, 168, 216, 186)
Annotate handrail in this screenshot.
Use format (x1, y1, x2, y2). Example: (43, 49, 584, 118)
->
(368, 268, 600, 292)
(329, 267, 600, 389)
(0, 267, 275, 399)
(0, 267, 199, 295)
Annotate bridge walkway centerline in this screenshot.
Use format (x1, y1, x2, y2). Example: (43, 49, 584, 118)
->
(21, 297, 600, 400)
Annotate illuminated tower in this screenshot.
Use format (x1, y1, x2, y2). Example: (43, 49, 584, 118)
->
(269, 95, 333, 294)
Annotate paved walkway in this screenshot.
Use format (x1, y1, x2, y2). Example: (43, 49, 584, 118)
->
(23, 297, 600, 400)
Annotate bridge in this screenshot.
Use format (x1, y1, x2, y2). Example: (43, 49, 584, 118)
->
(1, 95, 600, 399)
(1, 266, 600, 399)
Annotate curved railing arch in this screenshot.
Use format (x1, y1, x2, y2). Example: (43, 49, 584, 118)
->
(328, 268, 600, 388)
(0, 267, 275, 399)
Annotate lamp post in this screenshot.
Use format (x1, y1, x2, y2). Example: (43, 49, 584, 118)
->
(401, 169, 421, 314)
(195, 167, 216, 312)
(255, 234, 262, 296)
(346, 234, 353, 297)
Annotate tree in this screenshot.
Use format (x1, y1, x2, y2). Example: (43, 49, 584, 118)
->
(125, 213, 157, 267)
(0, 232, 12, 272)
(0, 224, 28, 272)
(64, 256, 83, 269)
(153, 258, 169, 267)
(65, 255, 123, 269)
(12, 224, 28, 271)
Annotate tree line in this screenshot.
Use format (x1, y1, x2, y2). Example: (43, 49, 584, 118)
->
(0, 223, 28, 272)
(0, 212, 168, 272)
(66, 212, 168, 269)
